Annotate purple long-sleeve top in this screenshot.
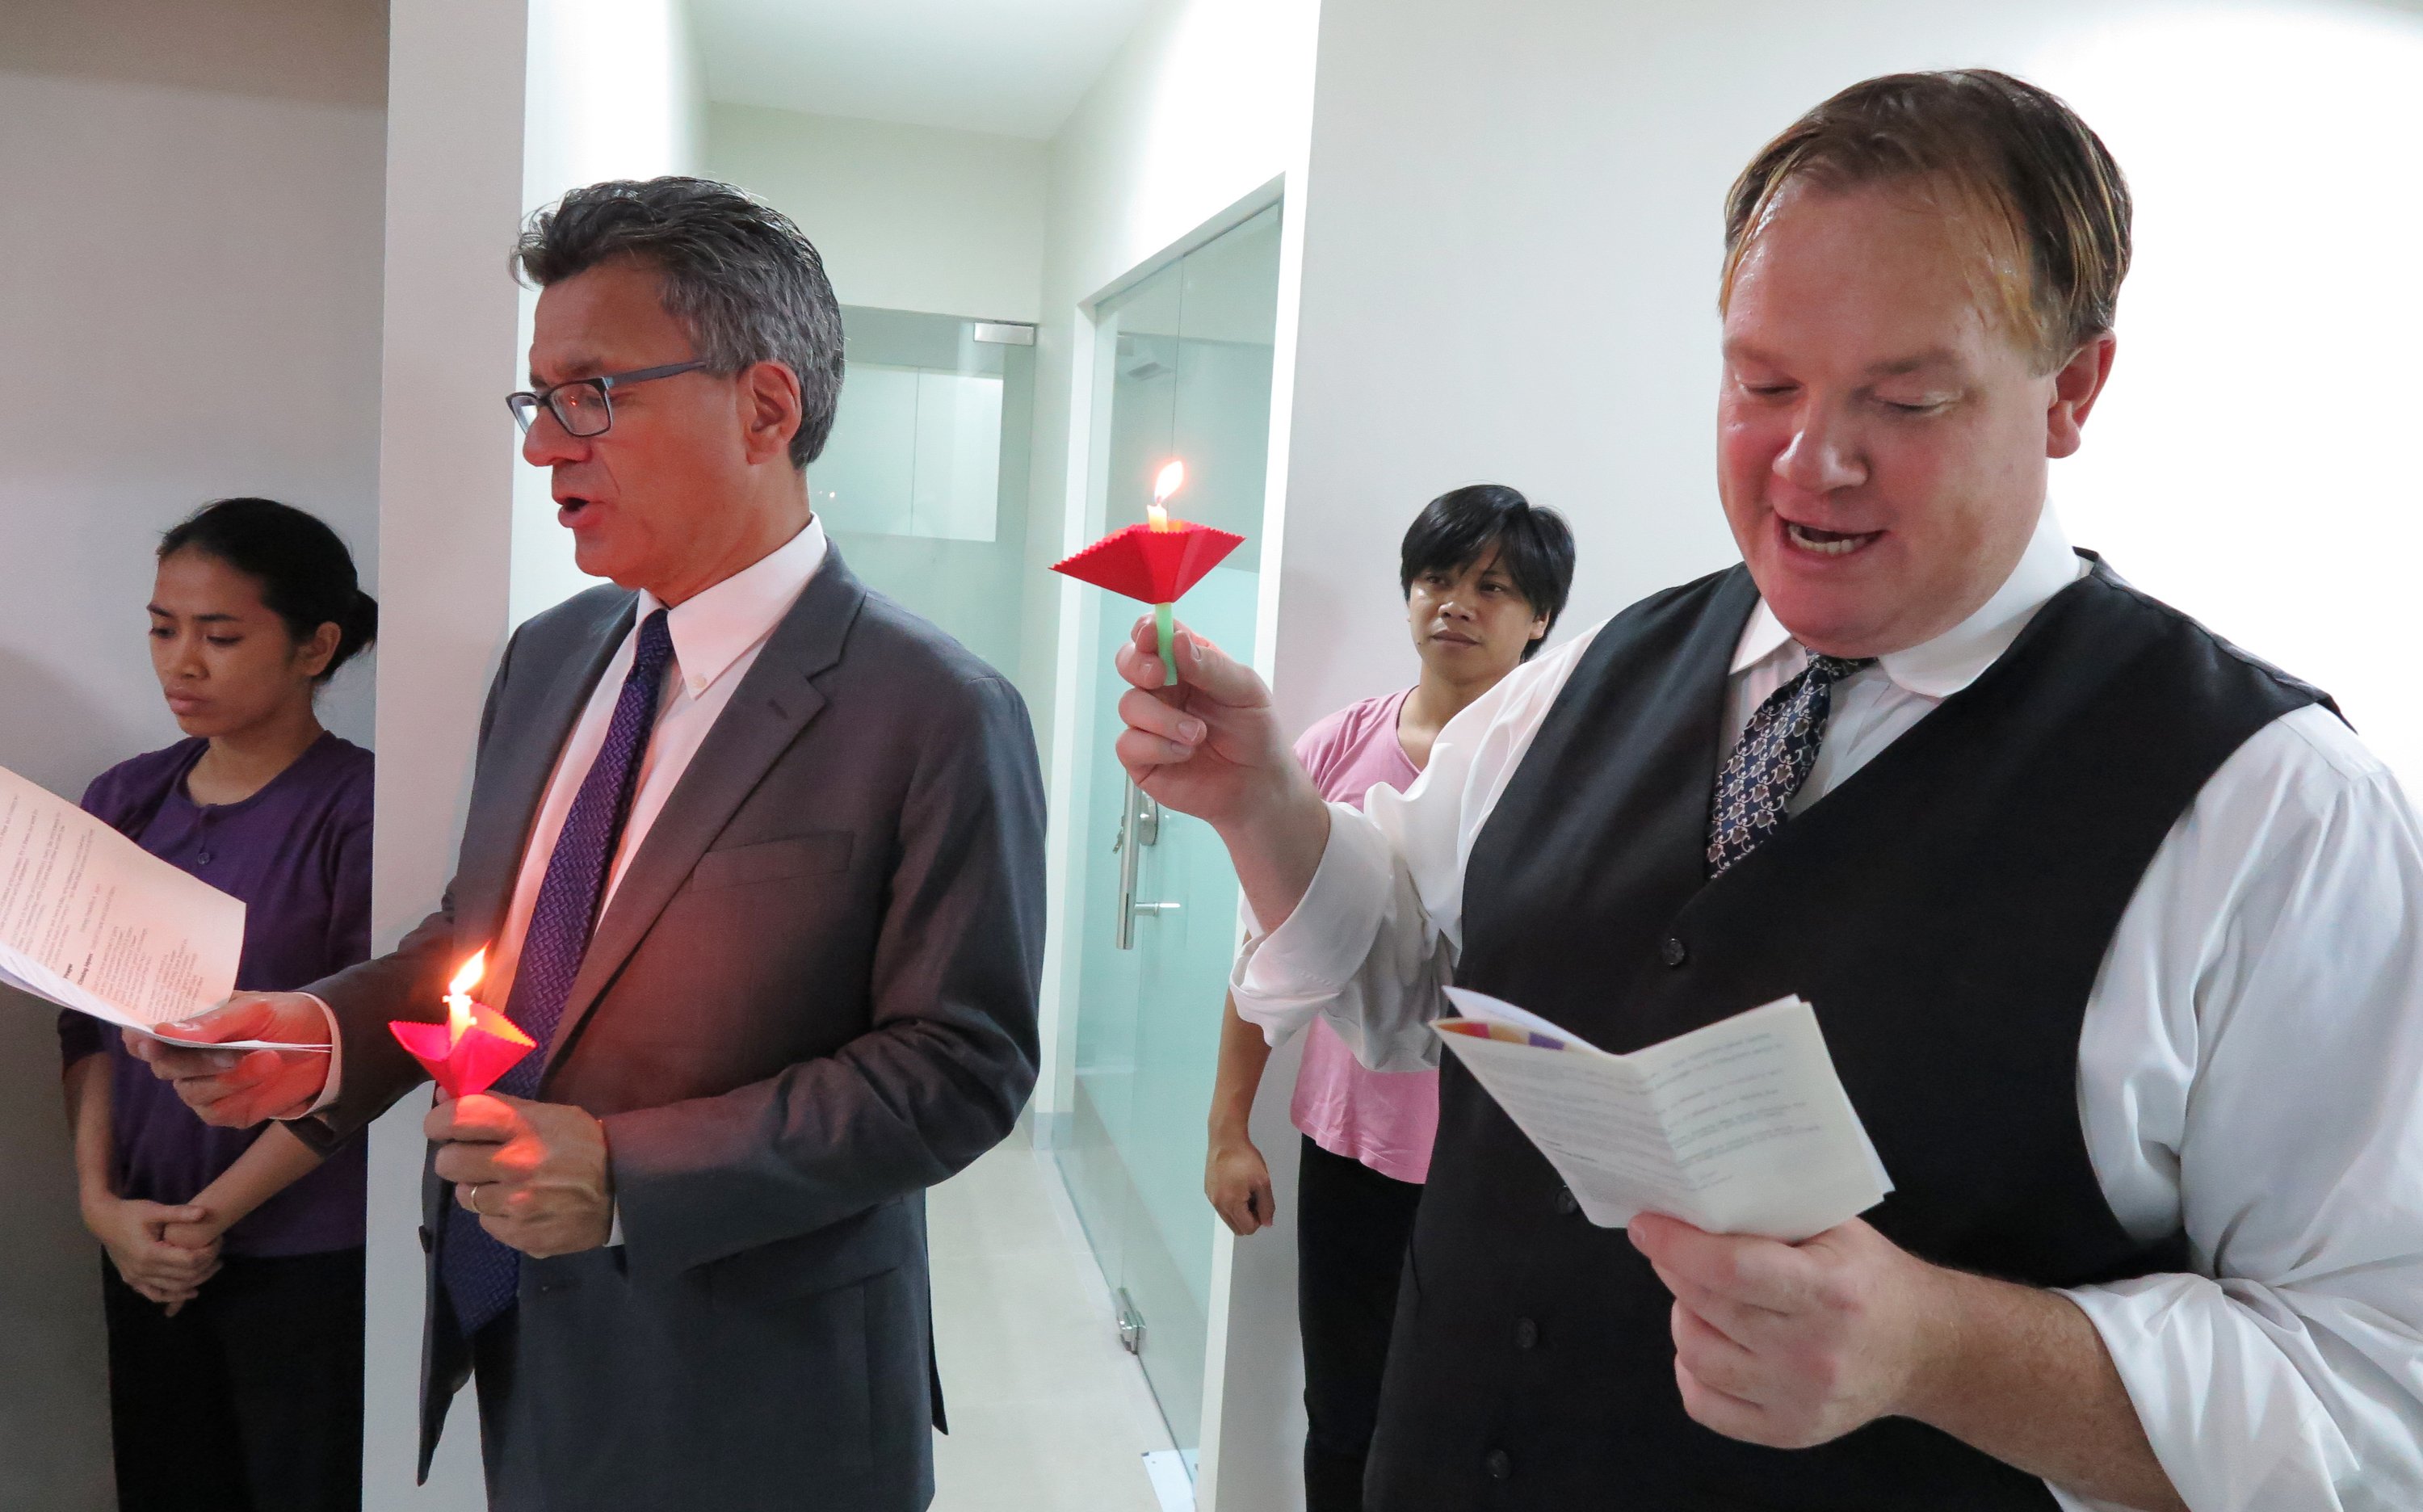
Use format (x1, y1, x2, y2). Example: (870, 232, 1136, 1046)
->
(57, 733, 372, 1256)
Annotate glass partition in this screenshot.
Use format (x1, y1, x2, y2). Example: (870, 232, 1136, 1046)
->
(1056, 204, 1283, 1480)
(811, 305, 1036, 691)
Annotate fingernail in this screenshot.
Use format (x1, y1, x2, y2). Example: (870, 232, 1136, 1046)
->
(1180, 720, 1205, 742)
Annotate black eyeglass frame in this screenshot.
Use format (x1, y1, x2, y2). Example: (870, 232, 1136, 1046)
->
(506, 359, 709, 438)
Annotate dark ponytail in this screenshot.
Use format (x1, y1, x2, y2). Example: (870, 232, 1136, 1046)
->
(159, 498, 377, 684)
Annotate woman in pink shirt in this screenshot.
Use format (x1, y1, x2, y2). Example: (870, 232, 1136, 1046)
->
(1204, 483, 1575, 1512)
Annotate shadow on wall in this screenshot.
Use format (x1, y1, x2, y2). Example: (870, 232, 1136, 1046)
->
(0, 647, 120, 1510)
(0, 989, 115, 1512)
(0, 0, 389, 110)
(0, 646, 148, 798)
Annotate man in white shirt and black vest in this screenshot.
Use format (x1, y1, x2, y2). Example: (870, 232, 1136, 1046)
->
(1112, 69, 2423, 1512)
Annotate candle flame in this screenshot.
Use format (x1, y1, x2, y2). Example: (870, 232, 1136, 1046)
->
(446, 948, 486, 1040)
(1152, 459, 1186, 505)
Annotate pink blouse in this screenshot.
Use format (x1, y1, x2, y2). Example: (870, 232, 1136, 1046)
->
(1287, 689, 1438, 1183)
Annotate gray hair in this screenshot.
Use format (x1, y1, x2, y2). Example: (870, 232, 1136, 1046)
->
(514, 177, 845, 469)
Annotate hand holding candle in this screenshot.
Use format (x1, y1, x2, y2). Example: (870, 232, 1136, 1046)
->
(388, 949, 535, 1099)
(1053, 457, 1246, 687)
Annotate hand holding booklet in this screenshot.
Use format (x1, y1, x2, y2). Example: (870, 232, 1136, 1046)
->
(1432, 985, 1889, 1241)
(0, 762, 322, 1052)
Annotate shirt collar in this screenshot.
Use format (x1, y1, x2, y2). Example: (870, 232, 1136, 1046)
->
(636, 515, 829, 699)
(1729, 505, 2088, 698)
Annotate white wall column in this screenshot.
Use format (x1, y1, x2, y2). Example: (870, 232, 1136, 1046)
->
(366, 2, 527, 1504)
(510, 0, 709, 624)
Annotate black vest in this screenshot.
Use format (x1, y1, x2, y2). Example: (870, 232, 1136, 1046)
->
(1364, 556, 2328, 1510)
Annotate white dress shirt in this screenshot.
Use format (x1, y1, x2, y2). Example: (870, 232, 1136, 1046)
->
(481, 515, 828, 1019)
(1232, 506, 2423, 1512)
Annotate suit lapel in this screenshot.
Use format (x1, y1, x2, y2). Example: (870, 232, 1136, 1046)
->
(455, 597, 634, 951)
(540, 552, 868, 1080)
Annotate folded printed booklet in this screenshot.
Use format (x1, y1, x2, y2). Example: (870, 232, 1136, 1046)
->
(1432, 986, 1890, 1241)
(0, 762, 321, 1052)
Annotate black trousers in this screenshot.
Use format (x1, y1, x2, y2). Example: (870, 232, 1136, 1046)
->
(1296, 1135, 1424, 1512)
(100, 1246, 365, 1512)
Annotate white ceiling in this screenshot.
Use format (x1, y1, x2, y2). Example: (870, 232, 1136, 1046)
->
(690, 0, 1159, 141)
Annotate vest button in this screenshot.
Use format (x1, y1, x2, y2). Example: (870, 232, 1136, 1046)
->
(1661, 936, 1687, 967)
(1554, 1186, 1579, 1216)
(1514, 1317, 1539, 1350)
(1484, 1449, 1512, 1480)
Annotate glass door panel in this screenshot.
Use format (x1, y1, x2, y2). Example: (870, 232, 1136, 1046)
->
(1058, 204, 1283, 1473)
(1060, 251, 1184, 1314)
(810, 305, 1037, 699)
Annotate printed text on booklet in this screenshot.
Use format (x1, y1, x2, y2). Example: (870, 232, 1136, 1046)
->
(1433, 987, 1891, 1241)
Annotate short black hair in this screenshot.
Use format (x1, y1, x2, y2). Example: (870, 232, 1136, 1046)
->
(158, 498, 376, 685)
(1400, 485, 1577, 660)
(514, 177, 846, 469)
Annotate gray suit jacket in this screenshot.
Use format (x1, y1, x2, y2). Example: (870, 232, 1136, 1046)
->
(300, 549, 1044, 1510)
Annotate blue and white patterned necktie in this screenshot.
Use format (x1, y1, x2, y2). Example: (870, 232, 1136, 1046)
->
(1706, 652, 1875, 878)
(441, 607, 674, 1338)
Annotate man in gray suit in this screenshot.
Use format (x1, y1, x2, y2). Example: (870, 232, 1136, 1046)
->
(131, 177, 1045, 1511)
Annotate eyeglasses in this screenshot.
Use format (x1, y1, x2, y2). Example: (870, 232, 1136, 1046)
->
(506, 360, 708, 439)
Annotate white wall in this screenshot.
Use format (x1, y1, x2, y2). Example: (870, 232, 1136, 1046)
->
(363, 2, 528, 1506)
(1279, 0, 2423, 788)
(0, 30, 388, 791)
(0, 4, 387, 1505)
(1018, 3, 1321, 1507)
(708, 103, 1049, 321)
(2025, 6, 2423, 783)
(510, 0, 710, 626)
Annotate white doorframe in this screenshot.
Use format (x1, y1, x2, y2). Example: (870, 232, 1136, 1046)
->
(1029, 170, 1316, 1512)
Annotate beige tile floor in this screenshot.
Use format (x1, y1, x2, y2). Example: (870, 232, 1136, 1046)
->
(928, 1127, 1178, 1512)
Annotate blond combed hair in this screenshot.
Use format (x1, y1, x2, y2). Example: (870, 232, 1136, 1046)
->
(1720, 69, 2132, 373)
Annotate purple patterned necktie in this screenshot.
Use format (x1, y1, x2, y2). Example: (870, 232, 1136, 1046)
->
(1706, 653, 1874, 878)
(442, 607, 674, 1337)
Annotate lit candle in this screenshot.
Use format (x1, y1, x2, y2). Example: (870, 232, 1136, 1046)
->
(1050, 456, 1246, 692)
(1149, 460, 1186, 531)
(389, 947, 535, 1099)
(444, 948, 483, 1040)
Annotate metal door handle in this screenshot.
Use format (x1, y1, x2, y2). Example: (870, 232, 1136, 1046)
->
(1115, 783, 1160, 950)
(1131, 901, 1180, 917)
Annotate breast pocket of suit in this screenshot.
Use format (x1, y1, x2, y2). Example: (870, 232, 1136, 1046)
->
(684, 831, 854, 892)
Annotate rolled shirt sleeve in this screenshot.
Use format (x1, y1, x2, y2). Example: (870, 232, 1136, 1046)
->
(2056, 706, 2423, 1512)
(1229, 625, 1602, 1071)
(1230, 800, 1446, 1070)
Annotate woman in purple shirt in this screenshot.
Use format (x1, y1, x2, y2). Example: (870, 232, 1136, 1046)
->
(1203, 485, 1575, 1512)
(59, 498, 376, 1512)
